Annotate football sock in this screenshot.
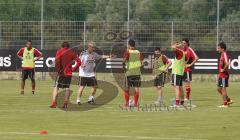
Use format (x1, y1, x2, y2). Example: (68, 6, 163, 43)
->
(134, 91, 139, 106)
(176, 99, 180, 105)
(88, 95, 94, 101)
(186, 86, 191, 99)
(124, 90, 129, 105)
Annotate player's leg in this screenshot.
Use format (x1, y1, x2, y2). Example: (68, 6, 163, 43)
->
(30, 69, 35, 94)
(133, 86, 139, 106)
(221, 77, 232, 106)
(175, 86, 181, 106)
(183, 72, 191, 100)
(62, 88, 71, 108)
(221, 87, 228, 106)
(76, 86, 85, 104)
(20, 69, 27, 94)
(76, 77, 86, 104)
(50, 75, 63, 108)
(50, 86, 59, 108)
(20, 80, 25, 95)
(180, 86, 184, 105)
(217, 87, 222, 95)
(154, 73, 165, 105)
(172, 74, 183, 106)
(133, 75, 141, 106)
(88, 77, 98, 104)
(218, 77, 230, 108)
(155, 86, 162, 103)
(124, 76, 130, 107)
(88, 86, 97, 104)
(62, 76, 72, 108)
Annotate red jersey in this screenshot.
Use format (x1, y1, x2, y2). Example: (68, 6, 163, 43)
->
(55, 47, 81, 77)
(184, 47, 198, 72)
(218, 52, 229, 78)
(17, 47, 42, 69)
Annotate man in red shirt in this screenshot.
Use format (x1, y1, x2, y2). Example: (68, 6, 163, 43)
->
(182, 38, 199, 101)
(217, 42, 232, 108)
(50, 41, 81, 108)
(17, 40, 42, 95)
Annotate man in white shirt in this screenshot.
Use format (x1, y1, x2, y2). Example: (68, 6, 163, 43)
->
(76, 41, 112, 104)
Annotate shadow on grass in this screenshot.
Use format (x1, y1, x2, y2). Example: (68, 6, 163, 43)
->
(56, 79, 118, 111)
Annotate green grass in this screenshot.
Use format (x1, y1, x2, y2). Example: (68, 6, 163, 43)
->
(0, 79, 240, 140)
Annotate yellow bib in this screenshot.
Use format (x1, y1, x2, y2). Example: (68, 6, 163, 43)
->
(22, 47, 35, 68)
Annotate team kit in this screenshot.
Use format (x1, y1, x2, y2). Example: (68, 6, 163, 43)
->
(17, 39, 232, 109)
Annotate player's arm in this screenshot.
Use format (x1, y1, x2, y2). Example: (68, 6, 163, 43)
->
(163, 55, 172, 71)
(186, 48, 199, 68)
(55, 49, 62, 74)
(72, 56, 81, 72)
(17, 48, 24, 59)
(221, 53, 229, 72)
(98, 53, 116, 59)
(171, 43, 184, 60)
(140, 52, 144, 68)
(122, 50, 129, 72)
(34, 49, 42, 61)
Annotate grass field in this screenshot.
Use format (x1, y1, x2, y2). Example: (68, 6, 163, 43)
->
(0, 79, 240, 140)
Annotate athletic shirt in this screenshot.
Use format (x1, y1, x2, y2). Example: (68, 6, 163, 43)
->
(153, 55, 169, 75)
(123, 49, 142, 76)
(55, 47, 81, 77)
(172, 49, 185, 76)
(218, 52, 229, 78)
(17, 47, 42, 69)
(79, 51, 101, 77)
(184, 47, 198, 72)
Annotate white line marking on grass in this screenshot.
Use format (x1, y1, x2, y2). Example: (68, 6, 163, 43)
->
(0, 131, 208, 140)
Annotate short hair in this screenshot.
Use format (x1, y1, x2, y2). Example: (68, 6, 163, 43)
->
(88, 41, 96, 47)
(155, 47, 161, 51)
(218, 42, 226, 50)
(128, 39, 135, 47)
(182, 38, 190, 46)
(61, 41, 70, 48)
(26, 40, 32, 44)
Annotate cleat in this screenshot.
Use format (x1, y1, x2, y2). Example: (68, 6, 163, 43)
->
(218, 105, 229, 108)
(170, 104, 180, 108)
(154, 101, 160, 106)
(50, 101, 57, 108)
(32, 91, 35, 95)
(88, 99, 95, 105)
(50, 104, 57, 108)
(76, 100, 81, 105)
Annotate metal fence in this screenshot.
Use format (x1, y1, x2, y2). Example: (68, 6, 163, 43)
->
(0, 0, 239, 51)
(1, 21, 239, 51)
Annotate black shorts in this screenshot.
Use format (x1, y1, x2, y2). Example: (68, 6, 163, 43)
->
(22, 69, 35, 80)
(125, 75, 141, 87)
(171, 74, 183, 86)
(55, 76, 72, 89)
(218, 77, 229, 88)
(154, 73, 166, 87)
(183, 71, 192, 82)
(79, 77, 98, 87)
